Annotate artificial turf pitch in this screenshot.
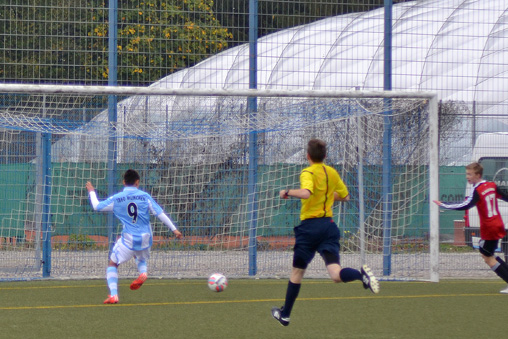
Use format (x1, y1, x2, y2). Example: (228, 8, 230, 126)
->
(0, 278, 506, 338)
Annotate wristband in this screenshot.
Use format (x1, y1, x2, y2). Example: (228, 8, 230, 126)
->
(284, 189, 290, 198)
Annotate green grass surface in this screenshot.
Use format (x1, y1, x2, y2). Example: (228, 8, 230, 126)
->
(0, 278, 506, 338)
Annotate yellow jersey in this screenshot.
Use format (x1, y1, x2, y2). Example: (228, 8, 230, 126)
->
(299, 163, 349, 220)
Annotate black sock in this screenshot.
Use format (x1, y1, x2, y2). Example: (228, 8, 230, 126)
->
(339, 267, 363, 282)
(496, 256, 508, 269)
(494, 257, 508, 284)
(281, 281, 301, 318)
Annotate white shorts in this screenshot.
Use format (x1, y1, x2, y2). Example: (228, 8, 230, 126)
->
(110, 237, 150, 265)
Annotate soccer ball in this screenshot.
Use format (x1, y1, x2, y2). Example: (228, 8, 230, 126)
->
(208, 273, 228, 292)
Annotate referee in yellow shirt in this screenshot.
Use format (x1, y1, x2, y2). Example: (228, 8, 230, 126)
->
(271, 139, 379, 327)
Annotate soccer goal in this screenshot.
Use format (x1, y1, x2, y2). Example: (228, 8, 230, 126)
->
(0, 84, 439, 282)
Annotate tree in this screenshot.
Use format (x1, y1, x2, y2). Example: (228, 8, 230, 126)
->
(212, 0, 409, 46)
(0, 0, 232, 85)
(0, 1, 93, 83)
(438, 100, 473, 165)
(87, 0, 232, 85)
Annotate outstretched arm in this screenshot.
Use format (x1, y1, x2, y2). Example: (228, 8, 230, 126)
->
(434, 192, 478, 211)
(157, 212, 183, 239)
(86, 181, 114, 212)
(86, 181, 100, 210)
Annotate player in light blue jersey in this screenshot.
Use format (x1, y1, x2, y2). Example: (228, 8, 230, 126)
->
(86, 169, 182, 304)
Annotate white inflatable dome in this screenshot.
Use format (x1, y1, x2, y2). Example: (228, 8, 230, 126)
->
(150, 0, 508, 116)
(53, 0, 508, 162)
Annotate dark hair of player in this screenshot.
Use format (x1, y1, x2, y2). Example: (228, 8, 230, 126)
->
(307, 139, 327, 163)
(124, 169, 140, 185)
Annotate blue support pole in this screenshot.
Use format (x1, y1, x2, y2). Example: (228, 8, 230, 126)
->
(107, 0, 118, 254)
(42, 132, 52, 277)
(382, 0, 393, 276)
(247, 0, 258, 276)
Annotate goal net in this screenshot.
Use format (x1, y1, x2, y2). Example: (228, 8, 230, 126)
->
(0, 85, 438, 281)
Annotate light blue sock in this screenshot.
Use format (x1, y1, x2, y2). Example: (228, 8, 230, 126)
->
(136, 258, 147, 274)
(106, 266, 118, 296)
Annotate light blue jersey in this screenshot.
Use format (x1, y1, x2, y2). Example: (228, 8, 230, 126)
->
(96, 187, 163, 250)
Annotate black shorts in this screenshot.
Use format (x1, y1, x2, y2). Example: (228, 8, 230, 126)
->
(292, 217, 341, 269)
(478, 239, 499, 257)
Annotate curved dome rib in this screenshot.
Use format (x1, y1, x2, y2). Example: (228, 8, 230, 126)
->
(473, 5, 508, 106)
(311, 12, 362, 90)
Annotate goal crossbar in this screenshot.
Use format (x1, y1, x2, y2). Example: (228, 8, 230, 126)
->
(0, 83, 437, 100)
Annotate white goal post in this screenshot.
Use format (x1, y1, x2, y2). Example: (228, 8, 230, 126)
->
(0, 84, 439, 282)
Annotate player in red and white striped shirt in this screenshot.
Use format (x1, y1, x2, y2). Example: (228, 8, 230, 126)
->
(434, 162, 508, 293)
